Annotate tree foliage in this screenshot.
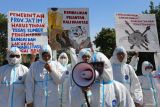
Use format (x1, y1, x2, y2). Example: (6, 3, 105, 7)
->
(0, 13, 7, 55)
(143, 1, 160, 45)
(94, 28, 116, 58)
(0, 13, 7, 65)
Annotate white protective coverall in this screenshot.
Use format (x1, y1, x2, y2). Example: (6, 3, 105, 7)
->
(110, 46, 143, 105)
(25, 44, 63, 107)
(129, 55, 139, 71)
(71, 52, 135, 107)
(153, 53, 160, 107)
(138, 61, 158, 107)
(0, 47, 28, 107)
(152, 69, 160, 107)
(58, 52, 71, 107)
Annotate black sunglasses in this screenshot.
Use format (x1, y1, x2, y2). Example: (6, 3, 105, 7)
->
(9, 54, 20, 58)
(42, 52, 50, 57)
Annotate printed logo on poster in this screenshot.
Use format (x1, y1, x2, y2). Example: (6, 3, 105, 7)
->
(115, 13, 160, 52)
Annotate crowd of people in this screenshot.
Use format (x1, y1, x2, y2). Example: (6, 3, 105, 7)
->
(0, 44, 160, 107)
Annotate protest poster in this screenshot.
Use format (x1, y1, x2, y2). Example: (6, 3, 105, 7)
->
(115, 13, 160, 52)
(8, 11, 48, 54)
(48, 8, 90, 51)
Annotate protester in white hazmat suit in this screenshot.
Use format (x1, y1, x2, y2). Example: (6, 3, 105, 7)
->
(58, 52, 71, 107)
(70, 48, 92, 88)
(71, 52, 135, 107)
(152, 68, 160, 107)
(25, 44, 63, 107)
(138, 61, 158, 107)
(57, 47, 79, 107)
(78, 48, 92, 63)
(0, 47, 28, 107)
(58, 49, 86, 107)
(110, 46, 143, 107)
(153, 53, 160, 107)
(58, 52, 69, 68)
(71, 47, 94, 107)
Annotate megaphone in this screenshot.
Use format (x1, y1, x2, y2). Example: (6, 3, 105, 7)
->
(72, 62, 96, 88)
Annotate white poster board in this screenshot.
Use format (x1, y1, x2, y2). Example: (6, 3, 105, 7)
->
(48, 8, 90, 50)
(115, 13, 159, 52)
(8, 11, 48, 54)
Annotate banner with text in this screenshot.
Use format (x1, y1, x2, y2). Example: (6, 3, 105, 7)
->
(115, 13, 159, 52)
(48, 8, 90, 50)
(8, 11, 48, 54)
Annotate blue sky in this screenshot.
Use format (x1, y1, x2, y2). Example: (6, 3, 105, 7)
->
(0, 0, 159, 39)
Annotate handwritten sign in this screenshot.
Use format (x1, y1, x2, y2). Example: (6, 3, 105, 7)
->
(48, 8, 90, 50)
(8, 11, 48, 54)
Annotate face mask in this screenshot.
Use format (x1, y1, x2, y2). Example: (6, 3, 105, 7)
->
(60, 59, 67, 66)
(9, 57, 20, 65)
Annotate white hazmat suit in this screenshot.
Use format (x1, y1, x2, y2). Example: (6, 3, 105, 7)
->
(58, 52, 70, 107)
(138, 61, 158, 107)
(25, 44, 63, 107)
(153, 53, 160, 107)
(110, 46, 143, 105)
(0, 47, 28, 107)
(71, 52, 135, 107)
(152, 69, 160, 107)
